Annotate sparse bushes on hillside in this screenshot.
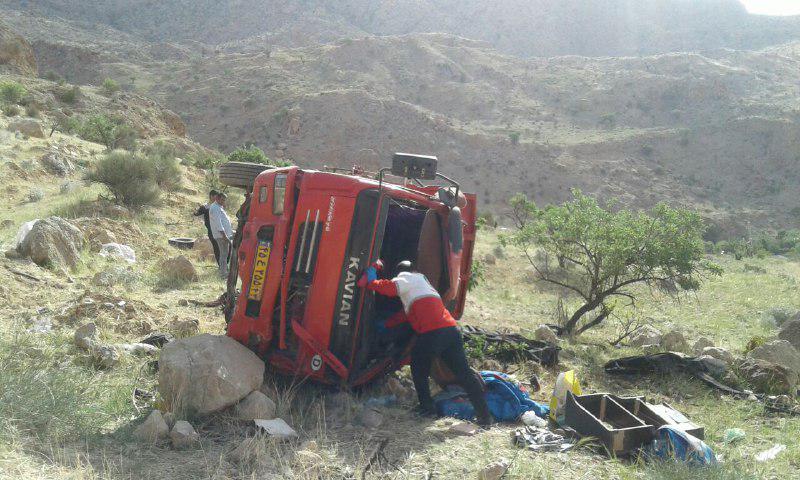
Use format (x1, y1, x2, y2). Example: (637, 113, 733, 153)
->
(88, 148, 182, 209)
(79, 114, 138, 151)
(101, 78, 120, 96)
(227, 145, 293, 167)
(190, 152, 225, 170)
(143, 141, 182, 190)
(0, 81, 27, 104)
(503, 190, 719, 336)
(2, 104, 20, 117)
(57, 85, 81, 104)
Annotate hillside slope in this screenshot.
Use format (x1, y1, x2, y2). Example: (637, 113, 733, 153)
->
(2, 0, 800, 57)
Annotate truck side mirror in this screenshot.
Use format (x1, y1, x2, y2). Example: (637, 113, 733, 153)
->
(391, 153, 438, 180)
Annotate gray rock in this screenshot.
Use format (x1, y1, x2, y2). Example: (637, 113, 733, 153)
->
(158, 334, 265, 415)
(478, 459, 510, 480)
(17, 216, 84, 269)
(698, 355, 728, 379)
(92, 345, 120, 369)
(234, 390, 276, 420)
(133, 410, 170, 443)
(748, 340, 800, 375)
(693, 337, 714, 355)
(170, 420, 199, 449)
(40, 151, 74, 176)
(738, 358, 798, 395)
(778, 319, 800, 352)
(534, 325, 558, 344)
(630, 326, 662, 348)
(661, 330, 689, 353)
(482, 253, 496, 265)
(7, 119, 45, 138)
(160, 255, 198, 282)
(116, 343, 159, 357)
(162, 412, 176, 430)
(701, 346, 734, 364)
(74, 323, 97, 350)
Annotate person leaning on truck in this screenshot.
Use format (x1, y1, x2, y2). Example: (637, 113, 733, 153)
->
(193, 189, 221, 264)
(359, 260, 493, 427)
(208, 192, 234, 278)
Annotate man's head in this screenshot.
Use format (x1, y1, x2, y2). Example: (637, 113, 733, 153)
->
(208, 189, 218, 201)
(216, 192, 227, 206)
(395, 260, 414, 274)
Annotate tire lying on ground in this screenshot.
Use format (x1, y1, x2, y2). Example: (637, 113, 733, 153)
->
(218, 162, 274, 188)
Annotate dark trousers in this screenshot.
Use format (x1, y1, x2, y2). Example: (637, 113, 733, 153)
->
(208, 234, 221, 264)
(411, 326, 491, 422)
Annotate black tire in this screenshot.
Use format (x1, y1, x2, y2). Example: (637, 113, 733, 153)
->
(218, 162, 274, 188)
(168, 237, 195, 249)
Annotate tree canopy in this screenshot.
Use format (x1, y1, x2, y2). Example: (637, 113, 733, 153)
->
(503, 190, 721, 335)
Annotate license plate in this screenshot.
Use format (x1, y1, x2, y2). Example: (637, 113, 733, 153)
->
(247, 241, 272, 301)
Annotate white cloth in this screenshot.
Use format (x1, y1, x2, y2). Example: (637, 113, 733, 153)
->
(208, 202, 233, 239)
(393, 271, 440, 313)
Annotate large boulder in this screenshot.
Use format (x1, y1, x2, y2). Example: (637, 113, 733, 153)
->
(7, 119, 45, 138)
(738, 358, 798, 395)
(17, 216, 84, 269)
(160, 255, 198, 283)
(778, 319, 800, 352)
(158, 334, 265, 415)
(661, 330, 689, 353)
(748, 340, 800, 375)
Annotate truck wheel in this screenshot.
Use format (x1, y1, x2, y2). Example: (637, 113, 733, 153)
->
(218, 162, 273, 188)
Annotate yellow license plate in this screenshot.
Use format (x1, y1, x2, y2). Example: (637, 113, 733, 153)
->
(247, 242, 272, 301)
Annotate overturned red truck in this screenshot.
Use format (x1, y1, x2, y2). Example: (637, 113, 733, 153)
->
(219, 154, 477, 387)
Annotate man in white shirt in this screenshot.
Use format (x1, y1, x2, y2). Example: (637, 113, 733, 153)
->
(208, 192, 234, 278)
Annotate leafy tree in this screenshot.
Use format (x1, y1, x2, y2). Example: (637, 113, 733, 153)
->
(503, 190, 720, 335)
(79, 115, 138, 151)
(228, 145, 291, 166)
(0, 81, 27, 104)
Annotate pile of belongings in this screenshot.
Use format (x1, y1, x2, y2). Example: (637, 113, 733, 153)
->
(512, 426, 574, 453)
(434, 371, 549, 422)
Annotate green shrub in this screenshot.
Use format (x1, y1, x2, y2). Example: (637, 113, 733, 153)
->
(101, 77, 120, 95)
(228, 145, 271, 164)
(87, 151, 161, 208)
(0, 81, 27, 104)
(508, 131, 521, 145)
(57, 85, 81, 104)
(190, 152, 225, 170)
(79, 114, 138, 151)
(143, 141, 182, 190)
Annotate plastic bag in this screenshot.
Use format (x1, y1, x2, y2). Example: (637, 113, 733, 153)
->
(650, 426, 717, 466)
(549, 370, 581, 422)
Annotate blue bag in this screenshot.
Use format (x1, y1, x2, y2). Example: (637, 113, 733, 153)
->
(650, 426, 717, 466)
(434, 371, 549, 422)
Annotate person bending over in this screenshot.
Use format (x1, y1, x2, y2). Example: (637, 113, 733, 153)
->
(360, 260, 493, 426)
(194, 189, 221, 264)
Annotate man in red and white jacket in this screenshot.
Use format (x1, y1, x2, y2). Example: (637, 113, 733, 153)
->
(360, 260, 492, 426)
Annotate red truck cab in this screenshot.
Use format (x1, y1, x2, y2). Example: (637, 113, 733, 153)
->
(225, 154, 477, 387)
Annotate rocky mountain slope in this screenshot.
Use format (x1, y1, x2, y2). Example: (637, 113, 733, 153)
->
(3, 0, 800, 57)
(2, 5, 799, 234)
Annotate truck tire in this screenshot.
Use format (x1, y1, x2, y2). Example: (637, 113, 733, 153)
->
(218, 162, 273, 188)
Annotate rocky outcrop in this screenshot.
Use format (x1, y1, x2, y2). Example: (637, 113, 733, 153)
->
(158, 334, 264, 415)
(0, 21, 36, 76)
(778, 319, 800, 352)
(17, 217, 84, 270)
(738, 358, 798, 395)
(748, 340, 800, 376)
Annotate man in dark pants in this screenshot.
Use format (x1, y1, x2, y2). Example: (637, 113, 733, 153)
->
(360, 260, 493, 426)
(194, 190, 220, 264)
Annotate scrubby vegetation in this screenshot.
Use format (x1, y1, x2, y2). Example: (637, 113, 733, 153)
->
(227, 145, 291, 167)
(503, 190, 719, 335)
(101, 77, 120, 96)
(87, 149, 181, 209)
(62, 114, 139, 151)
(0, 80, 27, 104)
(56, 85, 81, 104)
